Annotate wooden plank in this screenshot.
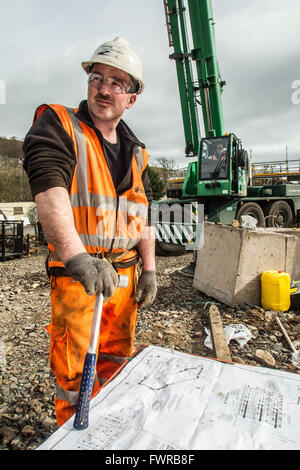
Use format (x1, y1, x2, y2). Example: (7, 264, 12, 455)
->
(275, 316, 297, 353)
(208, 304, 232, 362)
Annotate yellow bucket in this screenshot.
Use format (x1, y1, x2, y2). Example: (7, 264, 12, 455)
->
(261, 270, 291, 311)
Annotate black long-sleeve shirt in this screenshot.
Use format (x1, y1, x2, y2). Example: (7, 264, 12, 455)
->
(23, 100, 153, 211)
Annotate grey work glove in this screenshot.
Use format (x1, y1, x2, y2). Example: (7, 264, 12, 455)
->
(65, 252, 118, 297)
(135, 270, 157, 309)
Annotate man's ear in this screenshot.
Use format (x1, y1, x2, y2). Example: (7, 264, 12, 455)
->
(126, 93, 137, 109)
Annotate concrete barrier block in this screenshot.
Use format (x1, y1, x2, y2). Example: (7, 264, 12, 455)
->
(193, 222, 297, 307)
(264, 228, 300, 280)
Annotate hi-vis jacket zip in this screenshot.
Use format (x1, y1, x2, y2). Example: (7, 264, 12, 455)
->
(34, 104, 149, 264)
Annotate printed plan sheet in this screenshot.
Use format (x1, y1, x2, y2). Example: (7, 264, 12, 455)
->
(37, 345, 300, 450)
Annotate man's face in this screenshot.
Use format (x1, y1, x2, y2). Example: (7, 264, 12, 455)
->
(217, 145, 224, 155)
(87, 63, 136, 125)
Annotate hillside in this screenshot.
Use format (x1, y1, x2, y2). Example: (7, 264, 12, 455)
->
(0, 137, 32, 202)
(0, 136, 23, 160)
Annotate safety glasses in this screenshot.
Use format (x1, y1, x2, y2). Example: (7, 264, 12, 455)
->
(88, 72, 133, 94)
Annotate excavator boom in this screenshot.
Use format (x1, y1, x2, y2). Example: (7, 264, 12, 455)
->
(164, 0, 225, 157)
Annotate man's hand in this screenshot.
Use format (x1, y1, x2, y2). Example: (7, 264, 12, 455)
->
(65, 253, 118, 297)
(135, 270, 157, 309)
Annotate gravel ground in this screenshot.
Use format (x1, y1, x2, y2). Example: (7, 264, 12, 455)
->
(0, 248, 299, 450)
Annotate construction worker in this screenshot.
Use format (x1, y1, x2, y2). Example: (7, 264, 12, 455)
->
(216, 144, 225, 157)
(210, 143, 226, 160)
(23, 37, 157, 426)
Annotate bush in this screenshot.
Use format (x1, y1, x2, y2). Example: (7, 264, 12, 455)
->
(148, 166, 165, 200)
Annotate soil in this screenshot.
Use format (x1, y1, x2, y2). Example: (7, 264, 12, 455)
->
(0, 248, 299, 450)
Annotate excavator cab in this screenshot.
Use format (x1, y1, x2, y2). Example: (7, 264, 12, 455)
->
(200, 136, 230, 180)
(197, 134, 249, 197)
(182, 133, 249, 199)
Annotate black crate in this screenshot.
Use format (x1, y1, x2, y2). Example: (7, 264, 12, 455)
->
(0, 221, 24, 261)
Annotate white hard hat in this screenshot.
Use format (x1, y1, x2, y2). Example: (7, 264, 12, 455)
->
(81, 37, 144, 94)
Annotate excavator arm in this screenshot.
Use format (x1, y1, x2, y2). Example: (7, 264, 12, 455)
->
(164, 0, 225, 152)
(163, 0, 201, 157)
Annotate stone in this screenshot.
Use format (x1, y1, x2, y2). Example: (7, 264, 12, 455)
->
(21, 425, 36, 438)
(272, 342, 284, 352)
(231, 356, 245, 364)
(292, 324, 300, 335)
(254, 349, 276, 368)
(157, 311, 169, 317)
(0, 426, 18, 445)
(41, 416, 57, 429)
(248, 308, 265, 320)
(10, 436, 24, 450)
(265, 310, 275, 322)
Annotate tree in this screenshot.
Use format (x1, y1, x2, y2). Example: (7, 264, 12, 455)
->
(0, 155, 32, 202)
(148, 166, 165, 200)
(156, 156, 177, 186)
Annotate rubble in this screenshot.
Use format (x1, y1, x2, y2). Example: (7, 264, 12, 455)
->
(254, 350, 276, 368)
(0, 248, 299, 450)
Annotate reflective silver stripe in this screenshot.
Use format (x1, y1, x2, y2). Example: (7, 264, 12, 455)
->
(69, 193, 117, 209)
(70, 193, 148, 219)
(133, 146, 144, 173)
(79, 234, 112, 249)
(110, 237, 140, 251)
(124, 198, 148, 218)
(56, 374, 99, 405)
(112, 238, 140, 251)
(100, 353, 129, 365)
(55, 384, 79, 406)
(66, 107, 89, 206)
(79, 233, 140, 250)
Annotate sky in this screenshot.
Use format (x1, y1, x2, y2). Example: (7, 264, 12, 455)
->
(0, 0, 300, 168)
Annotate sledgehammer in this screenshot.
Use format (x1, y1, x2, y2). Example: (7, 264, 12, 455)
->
(73, 274, 128, 430)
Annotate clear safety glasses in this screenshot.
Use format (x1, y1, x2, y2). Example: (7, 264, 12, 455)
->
(87, 72, 133, 94)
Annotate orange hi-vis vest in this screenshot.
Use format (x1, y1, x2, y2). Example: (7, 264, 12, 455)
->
(34, 104, 149, 265)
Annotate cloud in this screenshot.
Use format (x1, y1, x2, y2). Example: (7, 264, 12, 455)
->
(0, 0, 299, 166)
(213, 0, 300, 161)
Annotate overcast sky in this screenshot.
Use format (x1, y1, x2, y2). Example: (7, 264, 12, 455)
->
(0, 0, 299, 167)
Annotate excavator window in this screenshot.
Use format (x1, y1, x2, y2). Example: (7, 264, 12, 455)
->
(231, 140, 238, 192)
(200, 137, 230, 180)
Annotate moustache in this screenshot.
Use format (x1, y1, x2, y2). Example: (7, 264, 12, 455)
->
(94, 93, 113, 104)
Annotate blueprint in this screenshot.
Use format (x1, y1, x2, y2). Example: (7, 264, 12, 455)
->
(37, 345, 300, 450)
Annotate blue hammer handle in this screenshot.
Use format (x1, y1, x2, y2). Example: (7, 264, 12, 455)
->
(73, 291, 103, 430)
(73, 275, 128, 430)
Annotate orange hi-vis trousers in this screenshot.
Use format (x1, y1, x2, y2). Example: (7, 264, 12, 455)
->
(46, 263, 137, 427)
